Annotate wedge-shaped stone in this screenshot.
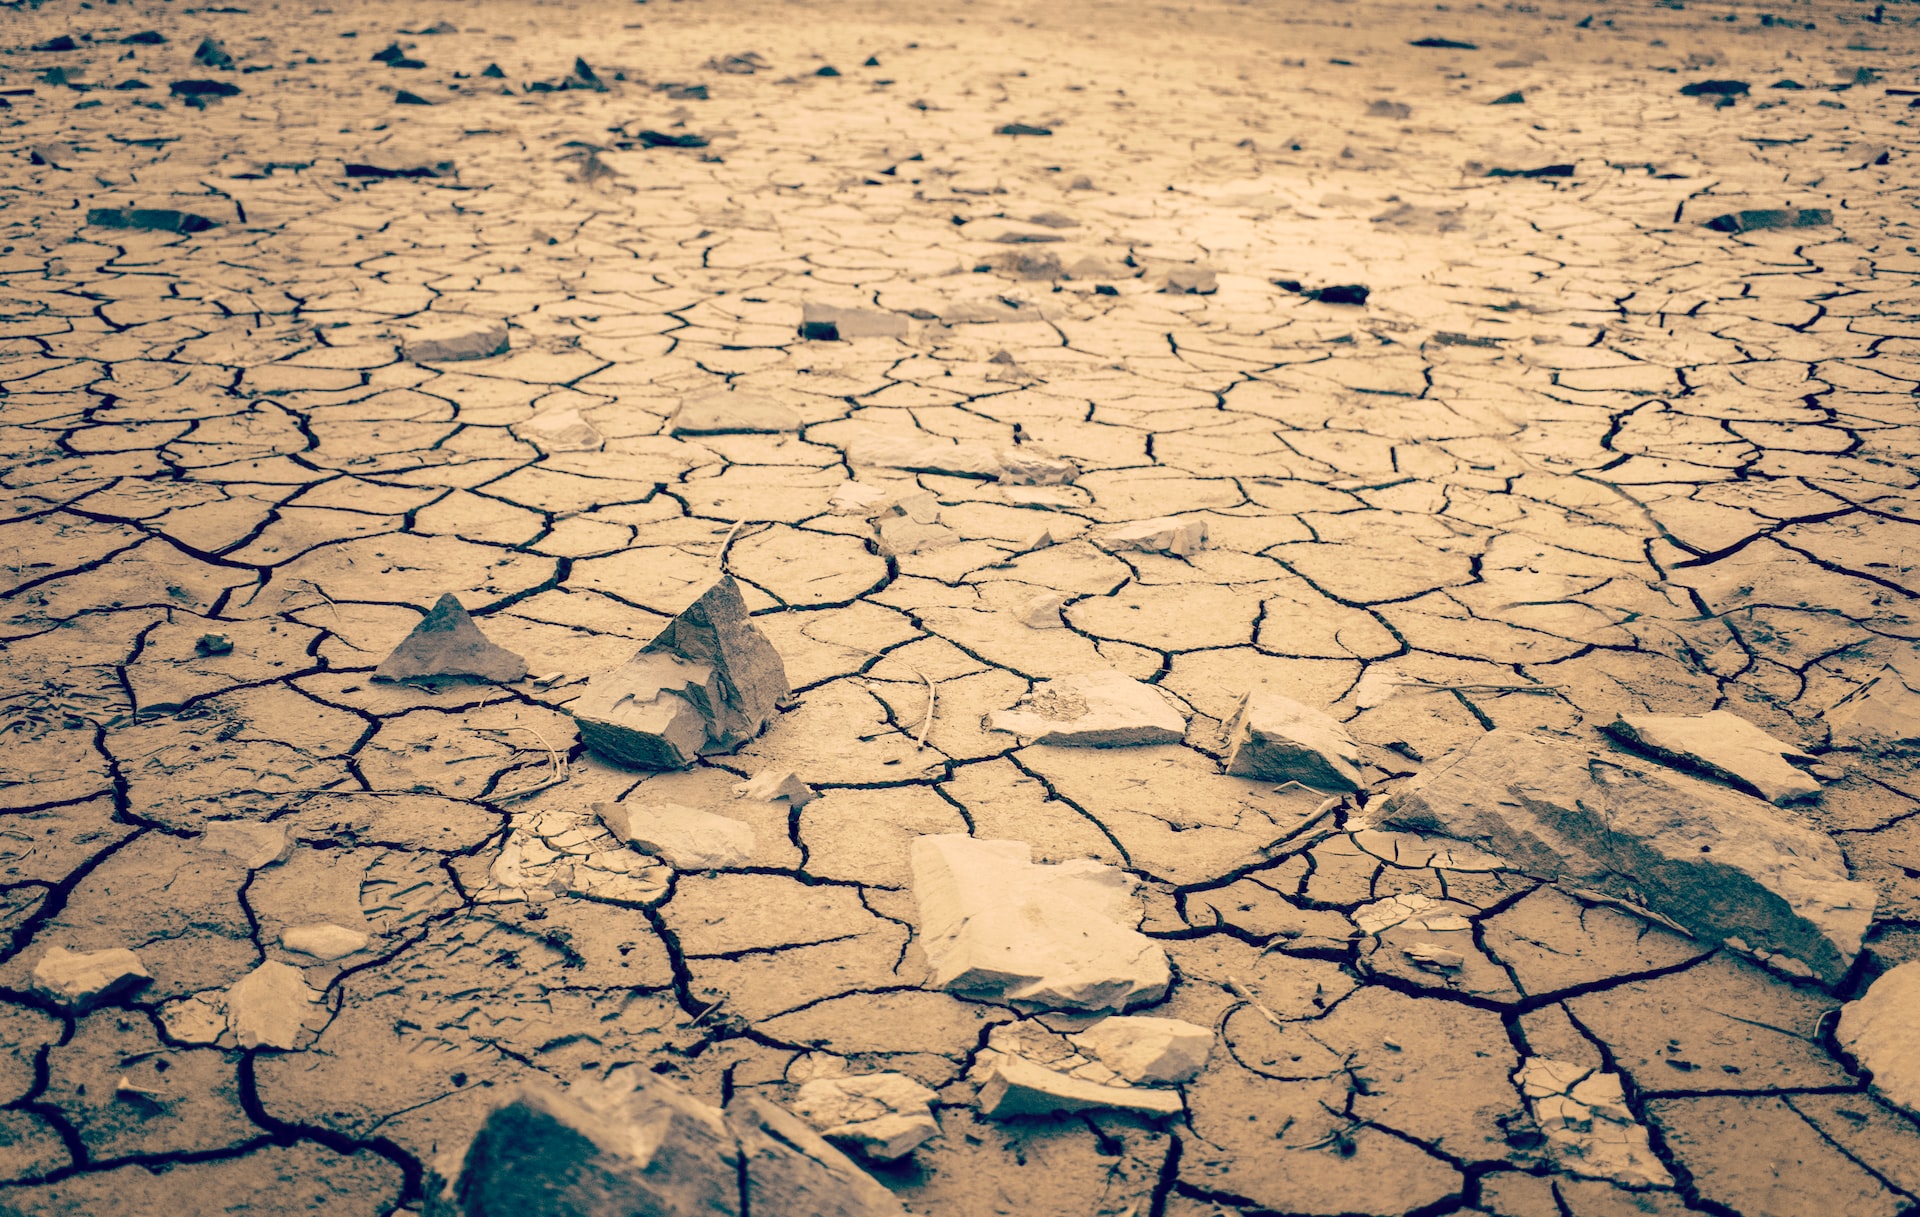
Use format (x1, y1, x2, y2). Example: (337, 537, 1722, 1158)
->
(399, 315, 508, 362)
(849, 435, 1077, 486)
(1826, 661, 1920, 748)
(976, 1055, 1184, 1119)
(1837, 960, 1920, 1118)
(598, 801, 755, 869)
(728, 1095, 905, 1216)
(792, 1074, 940, 1161)
(225, 961, 322, 1050)
(1376, 730, 1875, 985)
(910, 834, 1169, 1012)
(986, 671, 1186, 746)
(799, 302, 909, 340)
(30, 946, 151, 1012)
(572, 577, 791, 769)
(1223, 692, 1366, 792)
(1516, 1058, 1672, 1187)
(1606, 710, 1818, 804)
(1095, 516, 1207, 556)
(375, 593, 528, 684)
(670, 391, 802, 435)
(1070, 1015, 1213, 1083)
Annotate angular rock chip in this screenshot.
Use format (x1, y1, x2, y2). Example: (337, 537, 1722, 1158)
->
(986, 671, 1187, 746)
(279, 923, 370, 961)
(875, 514, 960, 557)
(1095, 516, 1207, 556)
(728, 1095, 905, 1216)
(1070, 1016, 1213, 1084)
(1222, 692, 1366, 792)
(597, 801, 755, 870)
(1516, 1058, 1673, 1187)
(849, 435, 1077, 486)
(1702, 208, 1831, 233)
(399, 316, 508, 362)
(792, 1073, 940, 1160)
(1015, 592, 1067, 629)
(1159, 265, 1217, 295)
(734, 770, 818, 809)
(193, 36, 233, 68)
(87, 207, 220, 234)
(514, 407, 603, 452)
(800, 303, 908, 340)
(910, 834, 1169, 1012)
(1836, 960, 1920, 1118)
(1605, 709, 1819, 804)
(169, 79, 242, 98)
(1375, 730, 1876, 985)
(977, 1055, 1183, 1119)
(669, 391, 802, 435)
(571, 576, 790, 769)
(374, 593, 529, 685)
(1826, 661, 1920, 748)
(30, 946, 151, 1012)
(225, 961, 322, 1050)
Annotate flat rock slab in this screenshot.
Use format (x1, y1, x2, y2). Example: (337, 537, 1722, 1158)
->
(792, 1073, 940, 1160)
(374, 593, 529, 685)
(1837, 960, 1920, 1118)
(399, 316, 508, 362)
(1376, 729, 1875, 984)
(849, 435, 1078, 486)
(1826, 661, 1920, 748)
(226, 961, 322, 1050)
(986, 670, 1186, 746)
(279, 923, 369, 961)
(800, 302, 910, 340)
(1606, 709, 1819, 804)
(1095, 516, 1207, 556)
(1223, 692, 1366, 792)
(1516, 1058, 1672, 1187)
(1069, 1015, 1213, 1083)
(571, 576, 791, 769)
(976, 1054, 1183, 1119)
(910, 834, 1169, 1012)
(598, 801, 756, 869)
(670, 391, 803, 435)
(30, 946, 150, 1011)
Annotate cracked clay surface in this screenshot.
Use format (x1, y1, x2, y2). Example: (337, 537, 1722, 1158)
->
(0, 0, 1918, 1213)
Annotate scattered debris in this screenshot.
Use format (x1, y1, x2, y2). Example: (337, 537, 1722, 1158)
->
(1222, 693, 1366, 792)
(1516, 1059, 1674, 1187)
(792, 1074, 940, 1160)
(986, 671, 1187, 746)
(1159, 265, 1218, 294)
(708, 51, 769, 74)
(972, 1023, 1184, 1119)
(1095, 516, 1207, 556)
(32, 35, 79, 53)
(571, 576, 791, 769)
(1014, 591, 1068, 628)
(627, 129, 710, 149)
(1069, 1016, 1213, 1083)
(279, 923, 370, 961)
(195, 632, 234, 656)
(1276, 279, 1371, 305)
(1702, 208, 1832, 233)
(86, 207, 220, 234)
(1604, 709, 1820, 804)
(1354, 892, 1472, 937)
(399, 315, 508, 361)
(799, 302, 910, 340)
(374, 593, 529, 685)
(169, 79, 241, 98)
(598, 801, 756, 869)
(1377, 730, 1876, 984)
(1836, 960, 1920, 1118)
(225, 961, 322, 1050)
(910, 834, 1169, 1012)
(395, 89, 434, 105)
(669, 391, 802, 435)
(482, 808, 667, 905)
(30, 946, 151, 1011)
(1490, 90, 1524, 104)
(346, 151, 457, 179)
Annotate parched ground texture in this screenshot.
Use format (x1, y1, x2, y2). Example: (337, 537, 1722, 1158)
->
(1, 0, 1918, 1214)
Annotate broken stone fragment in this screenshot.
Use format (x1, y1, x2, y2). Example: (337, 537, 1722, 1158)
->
(194, 35, 234, 68)
(728, 1095, 906, 1216)
(828, 482, 898, 516)
(86, 207, 220, 234)
(792, 1073, 940, 1160)
(399, 316, 507, 362)
(1515, 1058, 1673, 1187)
(225, 961, 322, 1050)
(279, 923, 370, 961)
(976, 1055, 1184, 1120)
(1825, 661, 1920, 748)
(195, 632, 233, 656)
(571, 576, 791, 770)
(1402, 943, 1465, 971)
(800, 302, 909, 340)
(160, 992, 229, 1045)
(848, 435, 1078, 486)
(1015, 592, 1067, 629)
(1702, 207, 1831, 233)
(374, 593, 529, 685)
(733, 769, 818, 809)
(669, 391, 803, 435)
(1836, 960, 1920, 1118)
(1375, 729, 1876, 985)
(1158, 265, 1218, 294)
(30, 946, 151, 1012)
(910, 834, 1169, 1012)
(986, 671, 1187, 746)
(874, 515, 960, 557)
(347, 152, 457, 179)
(1604, 709, 1819, 804)
(597, 801, 756, 869)
(1222, 692, 1366, 792)
(513, 407, 603, 453)
(196, 821, 291, 869)
(1095, 516, 1207, 556)
(1069, 1016, 1213, 1084)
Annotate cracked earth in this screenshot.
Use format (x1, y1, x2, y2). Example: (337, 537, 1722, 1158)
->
(2, 0, 1919, 1213)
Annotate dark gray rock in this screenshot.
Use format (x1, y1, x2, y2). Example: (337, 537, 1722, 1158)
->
(374, 593, 528, 685)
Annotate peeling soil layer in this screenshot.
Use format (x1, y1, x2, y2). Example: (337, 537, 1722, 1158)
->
(1, 0, 1918, 1214)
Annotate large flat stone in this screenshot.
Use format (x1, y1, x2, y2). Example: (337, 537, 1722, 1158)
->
(1837, 960, 1920, 1118)
(1223, 692, 1366, 792)
(985, 671, 1186, 746)
(1606, 709, 1819, 804)
(1376, 730, 1875, 984)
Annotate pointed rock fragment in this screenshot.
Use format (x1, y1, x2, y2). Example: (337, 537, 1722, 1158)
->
(910, 834, 1169, 1012)
(986, 671, 1186, 746)
(976, 1056, 1182, 1120)
(1223, 692, 1366, 792)
(30, 946, 151, 1012)
(571, 577, 790, 769)
(1605, 709, 1819, 804)
(1095, 516, 1206, 556)
(399, 315, 506, 361)
(1070, 1016, 1213, 1083)
(1376, 729, 1875, 984)
(375, 593, 528, 685)
(597, 801, 755, 869)
(1516, 1058, 1672, 1187)
(1836, 960, 1920, 1118)
(226, 961, 322, 1050)
(792, 1074, 940, 1160)
(733, 769, 817, 809)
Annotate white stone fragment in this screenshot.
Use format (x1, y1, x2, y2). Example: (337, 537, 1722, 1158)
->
(159, 992, 228, 1046)
(1223, 693, 1366, 792)
(976, 1055, 1184, 1119)
(1069, 1016, 1213, 1084)
(734, 770, 818, 809)
(30, 946, 152, 1011)
(514, 406, 603, 453)
(1515, 1058, 1673, 1188)
(597, 801, 756, 870)
(196, 821, 291, 869)
(280, 923, 371, 961)
(875, 515, 960, 557)
(1606, 710, 1819, 804)
(792, 1073, 941, 1160)
(1096, 516, 1207, 556)
(1403, 943, 1466, 971)
(802, 302, 911, 339)
(910, 834, 1169, 1013)
(1825, 660, 1920, 748)
(1014, 592, 1068, 629)
(669, 391, 802, 435)
(1837, 960, 1920, 1118)
(828, 483, 897, 516)
(225, 961, 323, 1050)
(399, 315, 509, 363)
(986, 671, 1187, 747)
(848, 435, 1077, 486)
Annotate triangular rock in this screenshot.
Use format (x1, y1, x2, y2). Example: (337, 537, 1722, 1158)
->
(375, 593, 528, 684)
